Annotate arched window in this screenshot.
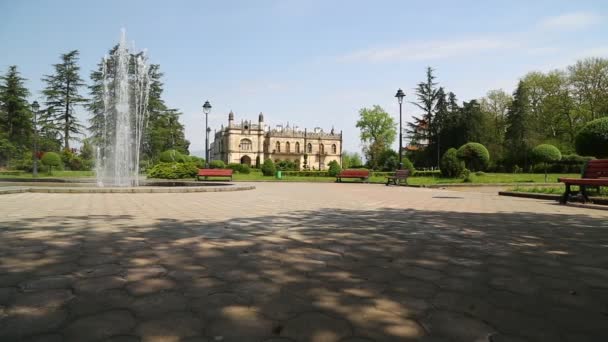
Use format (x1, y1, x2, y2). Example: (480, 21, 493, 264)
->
(286, 142, 291, 153)
(307, 143, 312, 153)
(319, 144, 325, 155)
(295, 142, 300, 153)
(240, 139, 252, 151)
(332, 144, 337, 154)
(276, 141, 281, 153)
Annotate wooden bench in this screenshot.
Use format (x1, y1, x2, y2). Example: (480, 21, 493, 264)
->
(336, 169, 370, 183)
(196, 168, 233, 181)
(558, 159, 608, 203)
(386, 169, 411, 186)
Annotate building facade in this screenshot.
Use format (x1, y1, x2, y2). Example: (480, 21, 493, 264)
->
(210, 112, 342, 170)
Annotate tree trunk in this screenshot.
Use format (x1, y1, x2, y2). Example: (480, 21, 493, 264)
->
(64, 79, 70, 150)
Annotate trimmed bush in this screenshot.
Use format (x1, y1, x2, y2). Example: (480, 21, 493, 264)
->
(41, 152, 62, 175)
(440, 148, 464, 178)
(531, 144, 562, 181)
(261, 159, 276, 176)
(575, 117, 608, 158)
(208, 160, 226, 169)
(276, 159, 297, 171)
(147, 162, 198, 179)
(548, 154, 595, 173)
(461, 168, 472, 182)
(327, 160, 341, 177)
(282, 170, 329, 177)
(457, 142, 490, 171)
(188, 156, 206, 168)
(227, 163, 251, 174)
(159, 150, 187, 163)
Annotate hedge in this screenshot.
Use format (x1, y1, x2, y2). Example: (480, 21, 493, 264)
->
(575, 117, 608, 158)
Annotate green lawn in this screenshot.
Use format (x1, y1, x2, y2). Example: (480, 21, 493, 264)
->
(0, 170, 95, 178)
(509, 184, 608, 197)
(232, 172, 579, 185)
(0, 170, 581, 186)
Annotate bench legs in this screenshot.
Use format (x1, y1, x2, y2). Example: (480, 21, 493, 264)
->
(581, 185, 590, 203)
(560, 183, 571, 204)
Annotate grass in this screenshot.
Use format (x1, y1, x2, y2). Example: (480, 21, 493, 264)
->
(0, 169, 581, 186)
(231, 171, 579, 185)
(509, 185, 608, 198)
(0, 170, 95, 178)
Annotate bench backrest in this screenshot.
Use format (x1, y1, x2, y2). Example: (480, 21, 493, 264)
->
(338, 169, 370, 177)
(394, 169, 411, 177)
(198, 168, 233, 176)
(583, 159, 608, 179)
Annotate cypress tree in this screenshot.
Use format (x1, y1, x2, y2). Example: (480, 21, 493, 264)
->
(42, 50, 87, 150)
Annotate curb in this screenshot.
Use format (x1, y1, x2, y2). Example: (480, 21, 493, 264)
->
(498, 191, 608, 207)
(0, 184, 255, 194)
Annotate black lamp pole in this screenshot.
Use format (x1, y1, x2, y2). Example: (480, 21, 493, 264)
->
(31, 101, 40, 177)
(203, 101, 212, 167)
(395, 88, 405, 170)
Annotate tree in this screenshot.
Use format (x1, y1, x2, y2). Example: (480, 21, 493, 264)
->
(457, 142, 490, 171)
(505, 81, 532, 169)
(42, 50, 87, 150)
(575, 117, 608, 158)
(377, 149, 399, 171)
(41, 151, 62, 175)
(568, 58, 608, 121)
(440, 148, 464, 178)
(327, 160, 341, 176)
(261, 158, 276, 176)
(407, 67, 439, 166)
(342, 151, 363, 168)
(480, 89, 512, 165)
(531, 144, 562, 182)
(356, 105, 396, 170)
(0, 66, 32, 165)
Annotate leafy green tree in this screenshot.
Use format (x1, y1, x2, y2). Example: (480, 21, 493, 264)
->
(457, 142, 490, 171)
(261, 158, 276, 176)
(0, 66, 32, 163)
(568, 58, 608, 121)
(531, 144, 562, 181)
(356, 105, 396, 170)
(575, 117, 608, 158)
(377, 149, 399, 171)
(41, 151, 62, 175)
(341, 151, 363, 168)
(42, 50, 87, 150)
(440, 148, 464, 178)
(408, 67, 439, 152)
(327, 160, 341, 177)
(505, 81, 532, 170)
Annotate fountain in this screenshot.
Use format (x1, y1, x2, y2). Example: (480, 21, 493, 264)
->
(95, 29, 150, 187)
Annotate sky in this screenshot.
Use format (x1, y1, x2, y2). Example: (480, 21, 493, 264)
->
(1, 0, 608, 156)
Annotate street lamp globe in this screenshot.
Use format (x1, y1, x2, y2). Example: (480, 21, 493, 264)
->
(203, 101, 212, 114)
(395, 88, 405, 104)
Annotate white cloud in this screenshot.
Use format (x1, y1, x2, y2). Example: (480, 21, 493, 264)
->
(337, 38, 518, 63)
(538, 11, 603, 31)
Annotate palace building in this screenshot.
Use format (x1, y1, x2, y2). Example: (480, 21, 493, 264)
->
(210, 112, 342, 170)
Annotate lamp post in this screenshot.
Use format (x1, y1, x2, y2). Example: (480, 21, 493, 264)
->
(203, 101, 212, 167)
(31, 101, 40, 177)
(395, 88, 405, 170)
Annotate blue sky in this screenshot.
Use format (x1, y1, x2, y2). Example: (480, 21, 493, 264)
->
(1, 0, 607, 155)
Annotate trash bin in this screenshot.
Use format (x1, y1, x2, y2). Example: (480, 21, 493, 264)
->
(276, 171, 282, 179)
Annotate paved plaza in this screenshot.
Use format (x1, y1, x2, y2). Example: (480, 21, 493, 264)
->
(0, 183, 607, 342)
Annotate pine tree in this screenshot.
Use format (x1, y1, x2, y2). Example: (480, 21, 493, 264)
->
(407, 67, 439, 166)
(42, 50, 87, 150)
(0, 65, 32, 156)
(505, 81, 531, 169)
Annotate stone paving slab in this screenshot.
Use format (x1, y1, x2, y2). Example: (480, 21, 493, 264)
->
(0, 183, 607, 341)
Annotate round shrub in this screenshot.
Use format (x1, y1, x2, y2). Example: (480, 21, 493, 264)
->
(402, 157, 415, 175)
(159, 150, 186, 163)
(532, 144, 562, 181)
(208, 160, 225, 169)
(457, 142, 490, 171)
(41, 152, 62, 175)
(327, 160, 341, 177)
(147, 162, 198, 179)
(188, 156, 205, 168)
(261, 159, 276, 176)
(440, 148, 464, 178)
(532, 144, 562, 164)
(575, 117, 608, 158)
(227, 163, 251, 174)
